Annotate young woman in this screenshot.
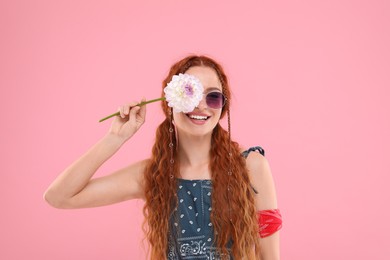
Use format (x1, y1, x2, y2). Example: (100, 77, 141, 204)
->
(44, 55, 282, 260)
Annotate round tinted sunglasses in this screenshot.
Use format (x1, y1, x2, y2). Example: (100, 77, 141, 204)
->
(203, 91, 227, 109)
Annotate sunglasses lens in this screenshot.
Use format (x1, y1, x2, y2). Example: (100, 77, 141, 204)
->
(206, 92, 225, 109)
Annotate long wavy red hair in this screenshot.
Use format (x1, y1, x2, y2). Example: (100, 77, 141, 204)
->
(143, 55, 260, 259)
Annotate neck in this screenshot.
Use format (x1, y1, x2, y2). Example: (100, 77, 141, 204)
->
(177, 131, 212, 168)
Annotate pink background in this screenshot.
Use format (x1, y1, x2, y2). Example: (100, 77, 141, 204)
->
(1, 0, 389, 259)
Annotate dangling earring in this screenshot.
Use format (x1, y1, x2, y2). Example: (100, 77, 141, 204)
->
(227, 106, 233, 222)
(171, 119, 179, 150)
(168, 108, 175, 179)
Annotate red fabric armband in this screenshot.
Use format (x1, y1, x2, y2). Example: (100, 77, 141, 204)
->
(257, 209, 282, 238)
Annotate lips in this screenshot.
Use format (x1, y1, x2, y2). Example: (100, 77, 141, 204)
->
(186, 113, 210, 119)
(185, 112, 211, 124)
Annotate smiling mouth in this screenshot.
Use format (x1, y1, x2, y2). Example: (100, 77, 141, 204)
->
(186, 114, 211, 121)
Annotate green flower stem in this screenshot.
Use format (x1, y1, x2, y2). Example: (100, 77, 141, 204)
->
(99, 97, 166, 122)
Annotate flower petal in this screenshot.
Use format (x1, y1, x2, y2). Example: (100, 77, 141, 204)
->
(164, 73, 204, 113)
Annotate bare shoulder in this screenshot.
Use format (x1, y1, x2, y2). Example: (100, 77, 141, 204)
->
(244, 148, 268, 170)
(241, 147, 278, 210)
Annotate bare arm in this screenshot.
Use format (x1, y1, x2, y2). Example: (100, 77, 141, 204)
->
(246, 151, 280, 260)
(44, 100, 147, 208)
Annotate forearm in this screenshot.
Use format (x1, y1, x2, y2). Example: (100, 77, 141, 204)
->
(44, 134, 125, 207)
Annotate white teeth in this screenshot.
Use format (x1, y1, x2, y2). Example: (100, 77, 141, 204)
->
(189, 115, 208, 120)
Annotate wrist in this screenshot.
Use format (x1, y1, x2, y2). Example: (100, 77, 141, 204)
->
(101, 133, 128, 149)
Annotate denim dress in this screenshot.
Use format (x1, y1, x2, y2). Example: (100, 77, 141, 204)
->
(167, 146, 264, 260)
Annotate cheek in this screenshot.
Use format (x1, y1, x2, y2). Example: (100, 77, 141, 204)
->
(215, 109, 223, 119)
(173, 113, 186, 124)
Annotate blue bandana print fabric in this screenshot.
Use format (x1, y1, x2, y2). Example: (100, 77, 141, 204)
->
(167, 179, 231, 260)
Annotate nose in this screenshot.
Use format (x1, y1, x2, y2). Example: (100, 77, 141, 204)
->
(196, 96, 208, 110)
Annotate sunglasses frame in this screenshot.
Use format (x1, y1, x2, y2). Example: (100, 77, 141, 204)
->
(204, 91, 227, 109)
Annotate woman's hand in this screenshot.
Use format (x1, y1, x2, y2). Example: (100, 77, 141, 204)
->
(44, 98, 148, 209)
(108, 98, 147, 142)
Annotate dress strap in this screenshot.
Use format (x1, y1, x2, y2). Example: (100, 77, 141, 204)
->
(241, 146, 265, 158)
(241, 146, 265, 194)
